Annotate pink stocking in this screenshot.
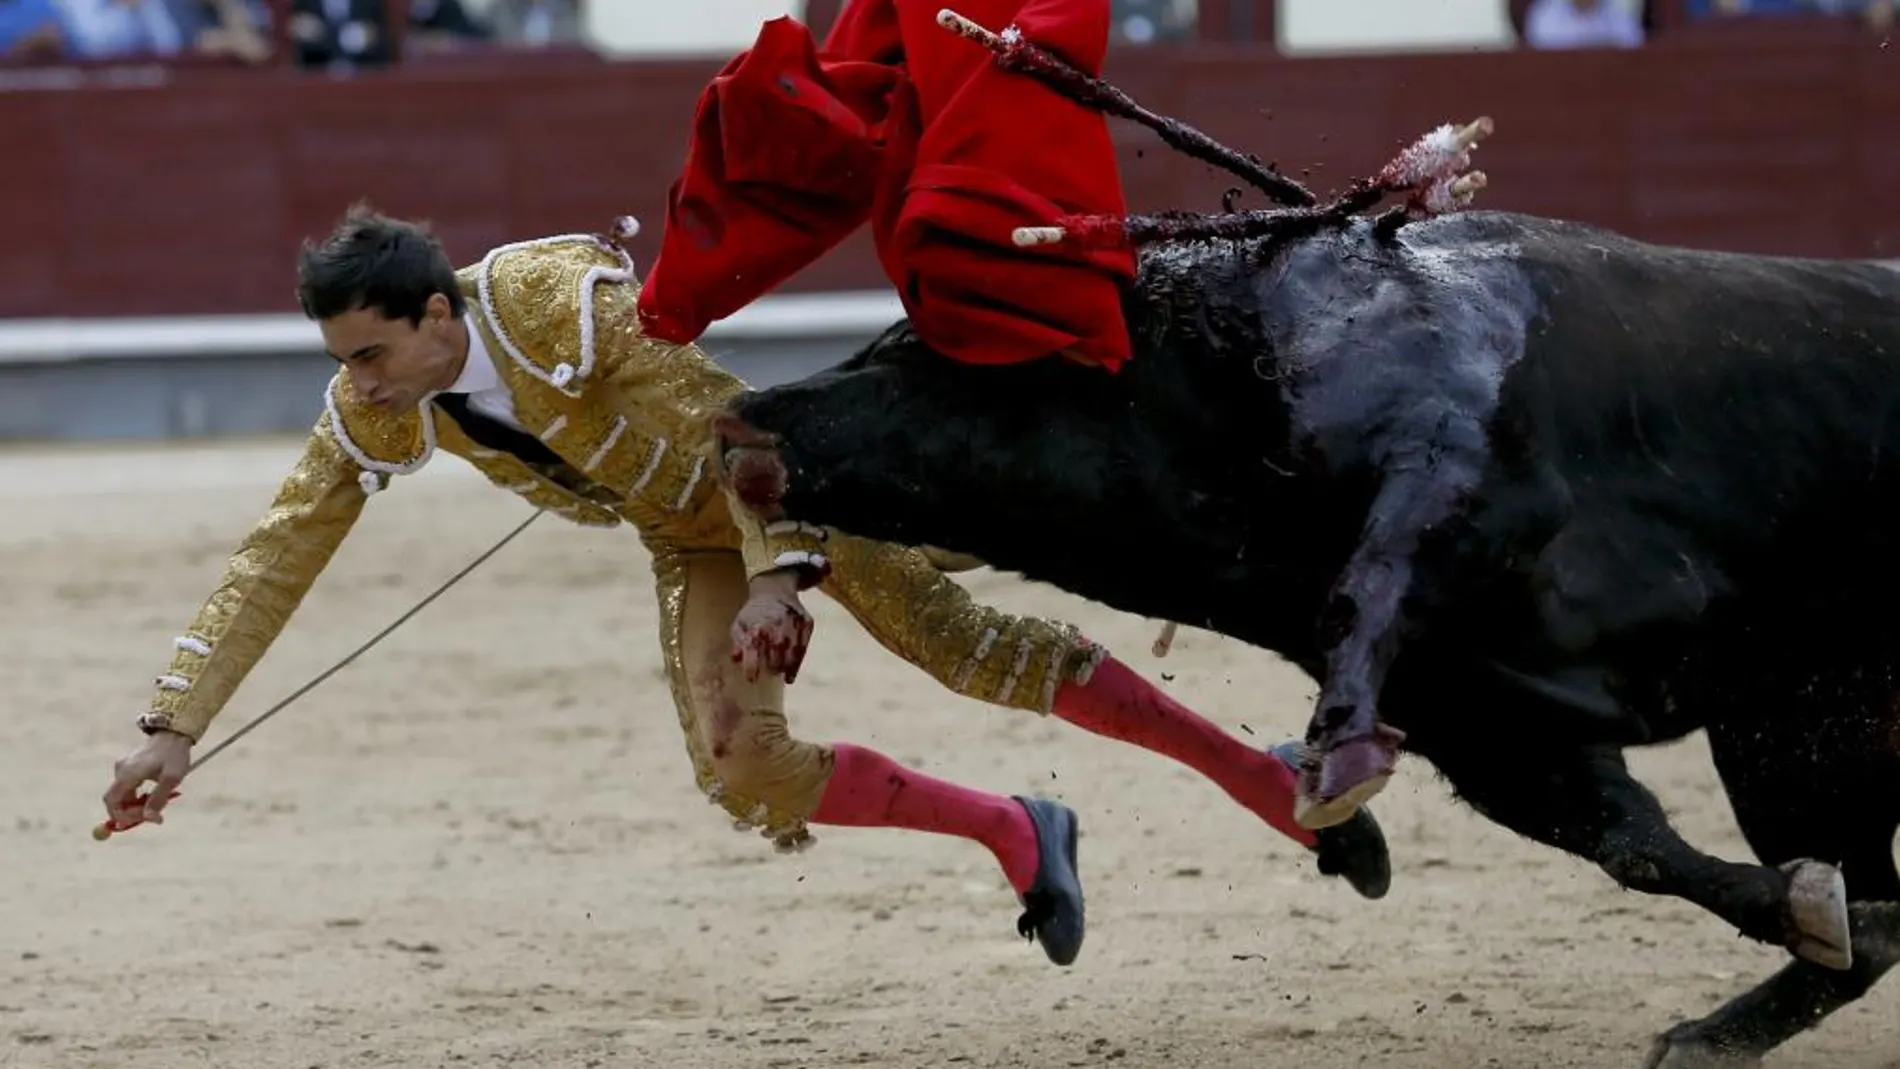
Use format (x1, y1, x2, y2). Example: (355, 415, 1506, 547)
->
(812, 742, 1042, 893)
(1052, 656, 1317, 847)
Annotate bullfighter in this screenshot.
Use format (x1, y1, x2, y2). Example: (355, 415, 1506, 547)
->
(101, 207, 1389, 971)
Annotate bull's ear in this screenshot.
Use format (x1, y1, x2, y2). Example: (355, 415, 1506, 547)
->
(918, 546, 987, 573)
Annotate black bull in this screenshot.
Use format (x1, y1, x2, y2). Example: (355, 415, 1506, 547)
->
(713, 209, 1900, 1065)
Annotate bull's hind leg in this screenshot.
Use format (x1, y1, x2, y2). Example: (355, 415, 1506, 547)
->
(1424, 743, 1853, 971)
(1645, 710, 1900, 1068)
(1645, 902, 1900, 1069)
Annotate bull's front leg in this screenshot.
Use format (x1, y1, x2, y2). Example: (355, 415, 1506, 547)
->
(1296, 461, 1472, 830)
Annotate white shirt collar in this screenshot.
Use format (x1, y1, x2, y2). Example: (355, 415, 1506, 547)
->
(445, 315, 502, 394)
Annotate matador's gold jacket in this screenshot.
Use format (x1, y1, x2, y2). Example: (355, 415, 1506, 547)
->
(144, 231, 1103, 742)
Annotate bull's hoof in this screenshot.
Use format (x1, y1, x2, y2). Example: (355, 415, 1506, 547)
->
(1780, 859, 1852, 970)
(1269, 740, 1392, 899)
(1293, 773, 1389, 831)
(1641, 1031, 1762, 1069)
(1293, 729, 1402, 831)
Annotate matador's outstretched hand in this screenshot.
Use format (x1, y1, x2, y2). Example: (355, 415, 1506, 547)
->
(730, 571, 815, 684)
(100, 731, 191, 836)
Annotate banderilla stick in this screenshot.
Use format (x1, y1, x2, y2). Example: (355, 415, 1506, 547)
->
(92, 508, 544, 842)
(934, 8, 1318, 209)
(1151, 620, 1180, 658)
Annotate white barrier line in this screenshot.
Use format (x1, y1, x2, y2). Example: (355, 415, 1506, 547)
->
(0, 290, 907, 364)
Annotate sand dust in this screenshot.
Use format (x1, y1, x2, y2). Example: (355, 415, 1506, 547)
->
(2, 438, 1892, 1069)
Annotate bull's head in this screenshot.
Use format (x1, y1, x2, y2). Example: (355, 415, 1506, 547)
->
(714, 318, 1159, 561)
(709, 286, 1337, 640)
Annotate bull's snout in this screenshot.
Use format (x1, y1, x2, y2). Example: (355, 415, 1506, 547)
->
(710, 411, 789, 519)
(712, 411, 780, 452)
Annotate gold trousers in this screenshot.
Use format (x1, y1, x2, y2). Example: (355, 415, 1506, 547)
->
(649, 535, 1106, 853)
(652, 547, 834, 853)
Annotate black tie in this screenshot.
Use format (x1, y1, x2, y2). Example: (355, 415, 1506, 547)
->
(433, 392, 565, 468)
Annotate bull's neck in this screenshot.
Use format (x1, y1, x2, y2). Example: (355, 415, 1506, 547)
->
(1125, 238, 1277, 357)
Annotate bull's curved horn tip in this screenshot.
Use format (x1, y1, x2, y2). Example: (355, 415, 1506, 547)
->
(1012, 226, 1067, 246)
(936, 9, 971, 30)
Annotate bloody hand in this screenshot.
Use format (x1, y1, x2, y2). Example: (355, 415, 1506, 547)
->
(730, 577, 816, 683)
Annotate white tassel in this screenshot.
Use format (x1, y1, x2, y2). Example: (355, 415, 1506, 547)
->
(1382, 116, 1493, 190)
(358, 470, 385, 495)
(773, 550, 830, 573)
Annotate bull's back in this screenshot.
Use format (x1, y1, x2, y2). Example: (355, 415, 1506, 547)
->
(1450, 213, 1900, 609)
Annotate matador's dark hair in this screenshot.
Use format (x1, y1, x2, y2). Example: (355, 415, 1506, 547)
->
(935, 9, 1494, 253)
(295, 201, 467, 324)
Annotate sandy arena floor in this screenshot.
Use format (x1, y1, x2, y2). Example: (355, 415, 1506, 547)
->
(3, 438, 1894, 1069)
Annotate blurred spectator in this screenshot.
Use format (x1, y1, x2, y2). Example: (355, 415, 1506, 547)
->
(175, 0, 271, 62)
(407, 0, 491, 51)
(1, 0, 68, 59)
(56, 0, 189, 58)
(1690, 0, 1893, 25)
(1111, 0, 1194, 43)
(291, 0, 494, 69)
(290, 0, 393, 68)
(482, 0, 579, 47)
(189, 0, 273, 62)
(1689, 0, 1794, 11)
(4, 0, 270, 63)
(1523, 0, 1645, 48)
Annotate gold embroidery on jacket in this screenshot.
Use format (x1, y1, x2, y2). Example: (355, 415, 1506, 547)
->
(147, 410, 368, 739)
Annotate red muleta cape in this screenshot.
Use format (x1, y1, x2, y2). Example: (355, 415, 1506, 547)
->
(634, 0, 1137, 372)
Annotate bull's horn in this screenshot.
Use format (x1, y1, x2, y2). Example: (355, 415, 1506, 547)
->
(1013, 226, 1067, 246)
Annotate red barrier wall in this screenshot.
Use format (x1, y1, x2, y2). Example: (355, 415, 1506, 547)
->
(0, 17, 1891, 319)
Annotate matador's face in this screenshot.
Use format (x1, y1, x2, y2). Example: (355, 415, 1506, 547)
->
(320, 292, 464, 413)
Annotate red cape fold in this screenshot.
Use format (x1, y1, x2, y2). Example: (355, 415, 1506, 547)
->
(635, 2, 1136, 372)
